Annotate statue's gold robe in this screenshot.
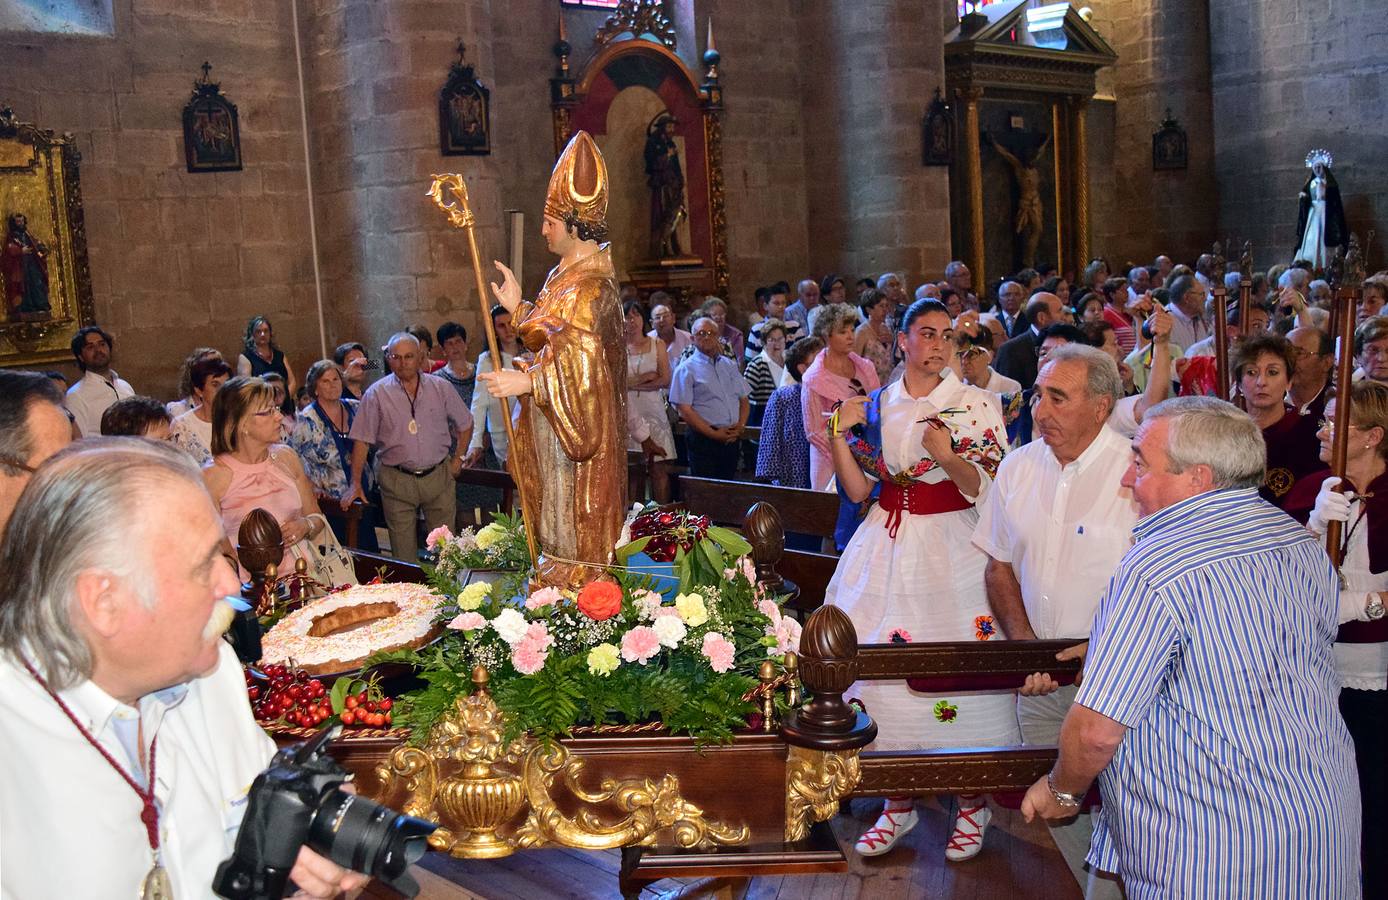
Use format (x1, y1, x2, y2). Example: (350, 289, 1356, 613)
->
(511, 244, 626, 587)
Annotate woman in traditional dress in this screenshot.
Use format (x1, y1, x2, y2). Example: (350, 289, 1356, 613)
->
(824, 298, 1017, 861)
(1288, 381, 1388, 898)
(1234, 333, 1321, 508)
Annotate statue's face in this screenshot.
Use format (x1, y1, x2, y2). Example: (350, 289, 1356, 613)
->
(541, 214, 576, 255)
(1314, 163, 1325, 177)
(9, 214, 25, 234)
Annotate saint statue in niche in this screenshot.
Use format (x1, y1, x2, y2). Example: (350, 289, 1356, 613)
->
(985, 131, 1051, 268)
(2, 213, 52, 322)
(644, 112, 687, 260)
(1294, 149, 1347, 270)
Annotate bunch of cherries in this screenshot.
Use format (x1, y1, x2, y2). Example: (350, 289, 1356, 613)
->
(339, 692, 392, 728)
(246, 664, 332, 729)
(628, 508, 711, 563)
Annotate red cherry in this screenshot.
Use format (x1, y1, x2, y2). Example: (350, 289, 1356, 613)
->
(345, 696, 358, 710)
(340, 710, 355, 725)
(378, 698, 393, 711)
(247, 686, 260, 701)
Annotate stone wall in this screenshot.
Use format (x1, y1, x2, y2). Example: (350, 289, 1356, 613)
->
(1209, 0, 1388, 270)
(0, 0, 318, 395)
(1085, 0, 1219, 269)
(798, 0, 952, 289)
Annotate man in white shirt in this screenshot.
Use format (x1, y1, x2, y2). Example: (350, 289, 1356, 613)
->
(65, 325, 136, 436)
(973, 343, 1137, 900)
(1164, 274, 1209, 354)
(1126, 265, 1151, 305)
(463, 347, 515, 467)
(648, 299, 692, 360)
(0, 439, 366, 899)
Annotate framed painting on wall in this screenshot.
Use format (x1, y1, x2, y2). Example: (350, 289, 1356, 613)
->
(0, 107, 96, 369)
(440, 43, 492, 156)
(182, 63, 243, 173)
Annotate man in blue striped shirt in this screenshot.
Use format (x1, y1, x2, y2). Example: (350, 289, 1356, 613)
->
(1023, 397, 1361, 899)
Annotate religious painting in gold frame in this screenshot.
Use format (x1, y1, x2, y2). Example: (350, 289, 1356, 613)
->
(0, 107, 96, 368)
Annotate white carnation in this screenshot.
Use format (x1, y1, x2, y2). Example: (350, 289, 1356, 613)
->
(491, 608, 529, 645)
(652, 614, 687, 649)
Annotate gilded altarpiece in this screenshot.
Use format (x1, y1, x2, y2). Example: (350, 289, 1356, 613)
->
(0, 108, 96, 366)
(945, 2, 1115, 286)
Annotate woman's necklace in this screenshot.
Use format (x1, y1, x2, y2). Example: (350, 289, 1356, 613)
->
(320, 400, 346, 434)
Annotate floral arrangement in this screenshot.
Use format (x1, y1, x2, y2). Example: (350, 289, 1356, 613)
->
(425, 509, 531, 577)
(373, 513, 799, 745)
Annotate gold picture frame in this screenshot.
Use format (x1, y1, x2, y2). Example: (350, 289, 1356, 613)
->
(0, 106, 95, 368)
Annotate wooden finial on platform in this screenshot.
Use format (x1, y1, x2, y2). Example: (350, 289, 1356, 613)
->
(238, 507, 283, 614)
(779, 607, 877, 750)
(743, 501, 786, 594)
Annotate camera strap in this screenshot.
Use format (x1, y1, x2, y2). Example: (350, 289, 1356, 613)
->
(22, 658, 171, 898)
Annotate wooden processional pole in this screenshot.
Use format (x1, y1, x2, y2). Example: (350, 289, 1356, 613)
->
(1212, 285, 1230, 401)
(427, 174, 540, 571)
(1326, 286, 1359, 566)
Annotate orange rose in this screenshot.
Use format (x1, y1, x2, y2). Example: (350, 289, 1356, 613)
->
(576, 581, 624, 621)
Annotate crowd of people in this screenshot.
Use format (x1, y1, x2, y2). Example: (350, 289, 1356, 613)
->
(2, 248, 1387, 897)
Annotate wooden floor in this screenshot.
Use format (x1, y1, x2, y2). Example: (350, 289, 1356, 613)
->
(353, 797, 1083, 900)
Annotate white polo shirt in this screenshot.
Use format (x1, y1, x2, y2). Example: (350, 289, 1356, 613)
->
(972, 424, 1139, 639)
(0, 642, 275, 899)
(66, 369, 135, 437)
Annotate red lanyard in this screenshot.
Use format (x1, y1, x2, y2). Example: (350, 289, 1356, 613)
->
(22, 659, 160, 854)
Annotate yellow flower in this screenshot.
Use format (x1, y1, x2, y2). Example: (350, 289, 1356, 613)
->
(674, 592, 708, 627)
(475, 522, 506, 550)
(457, 581, 492, 611)
(587, 643, 620, 676)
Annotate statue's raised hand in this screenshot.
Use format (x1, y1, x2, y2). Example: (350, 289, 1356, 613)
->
(490, 260, 522, 314)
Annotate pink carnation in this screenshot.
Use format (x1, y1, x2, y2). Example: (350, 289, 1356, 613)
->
(523, 621, 554, 652)
(512, 641, 548, 675)
(770, 615, 802, 656)
(653, 605, 682, 619)
(634, 589, 664, 620)
(525, 586, 564, 611)
(425, 525, 453, 552)
(701, 632, 736, 673)
(756, 598, 781, 621)
(446, 611, 486, 632)
(620, 626, 661, 665)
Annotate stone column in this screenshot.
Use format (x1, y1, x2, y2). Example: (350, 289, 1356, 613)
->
(960, 87, 986, 289)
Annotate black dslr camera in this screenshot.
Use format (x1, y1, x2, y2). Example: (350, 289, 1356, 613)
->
(213, 727, 436, 900)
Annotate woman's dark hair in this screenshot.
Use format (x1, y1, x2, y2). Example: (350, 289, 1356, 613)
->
(939, 286, 959, 306)
(1233, 333, 1296, 380)
(958, 326, 994, 352)
(489, 304, 510, 322)
(304, 359, 344, 400)
(1082, 320, 1115, 347)
(405, 324, 433, 351)
(900, 299, 950, 332)
(0, 372, 64, 474)
(242, 315, 276, 356)
(784, 337, 825, 383)
(70, 326, 113, 370)
(819, 273, 845, 298)
(189, 356, 233, 394)
(1041, 323, 1086, 345)
(436, 321, 468, 346)
(333, 341, 366, 366)
(174, 347, 222, 400)
(1100, 277, 1129, 301)
(99, 396, 170, 437)
(857, 288, 887, 313)
(1074, 292, 1104, 321)
(1041, 276, 1067, 296)
(622, 300, 650, 330)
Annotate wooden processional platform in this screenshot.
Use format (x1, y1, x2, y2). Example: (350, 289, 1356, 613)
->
(353, 797, 1082, 899)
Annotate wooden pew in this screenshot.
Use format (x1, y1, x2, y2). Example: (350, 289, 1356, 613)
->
(676, 475, 839, 541)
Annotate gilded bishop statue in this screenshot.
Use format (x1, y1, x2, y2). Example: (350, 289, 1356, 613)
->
(479, 131, 627, 588)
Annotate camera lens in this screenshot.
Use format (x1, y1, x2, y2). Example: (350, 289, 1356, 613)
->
(308, 790, 435, 896)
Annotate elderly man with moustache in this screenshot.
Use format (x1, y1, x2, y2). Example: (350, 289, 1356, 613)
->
(1021, 397, 1361, 899)
(0, 439, 367, 899)
(974, 343, 1136, 899)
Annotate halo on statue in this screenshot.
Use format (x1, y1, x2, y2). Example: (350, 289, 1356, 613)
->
(1304, 148, 1333, 170)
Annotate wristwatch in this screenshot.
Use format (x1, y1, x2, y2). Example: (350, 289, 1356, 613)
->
(1367, 594, 1387, 621)
(1047, 770, 1083, 808)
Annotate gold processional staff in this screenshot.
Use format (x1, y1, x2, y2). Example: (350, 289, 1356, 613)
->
(427, 173, 540, 571)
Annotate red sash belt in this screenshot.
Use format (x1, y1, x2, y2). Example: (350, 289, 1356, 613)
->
(877, 479, 972, 539)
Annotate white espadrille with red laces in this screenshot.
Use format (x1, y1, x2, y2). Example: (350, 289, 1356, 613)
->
(944, 799, 992, 862)
(853, 803, 918, 857)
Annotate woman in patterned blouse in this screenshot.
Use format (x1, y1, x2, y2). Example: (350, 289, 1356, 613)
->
(288, 360, 375, 548)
